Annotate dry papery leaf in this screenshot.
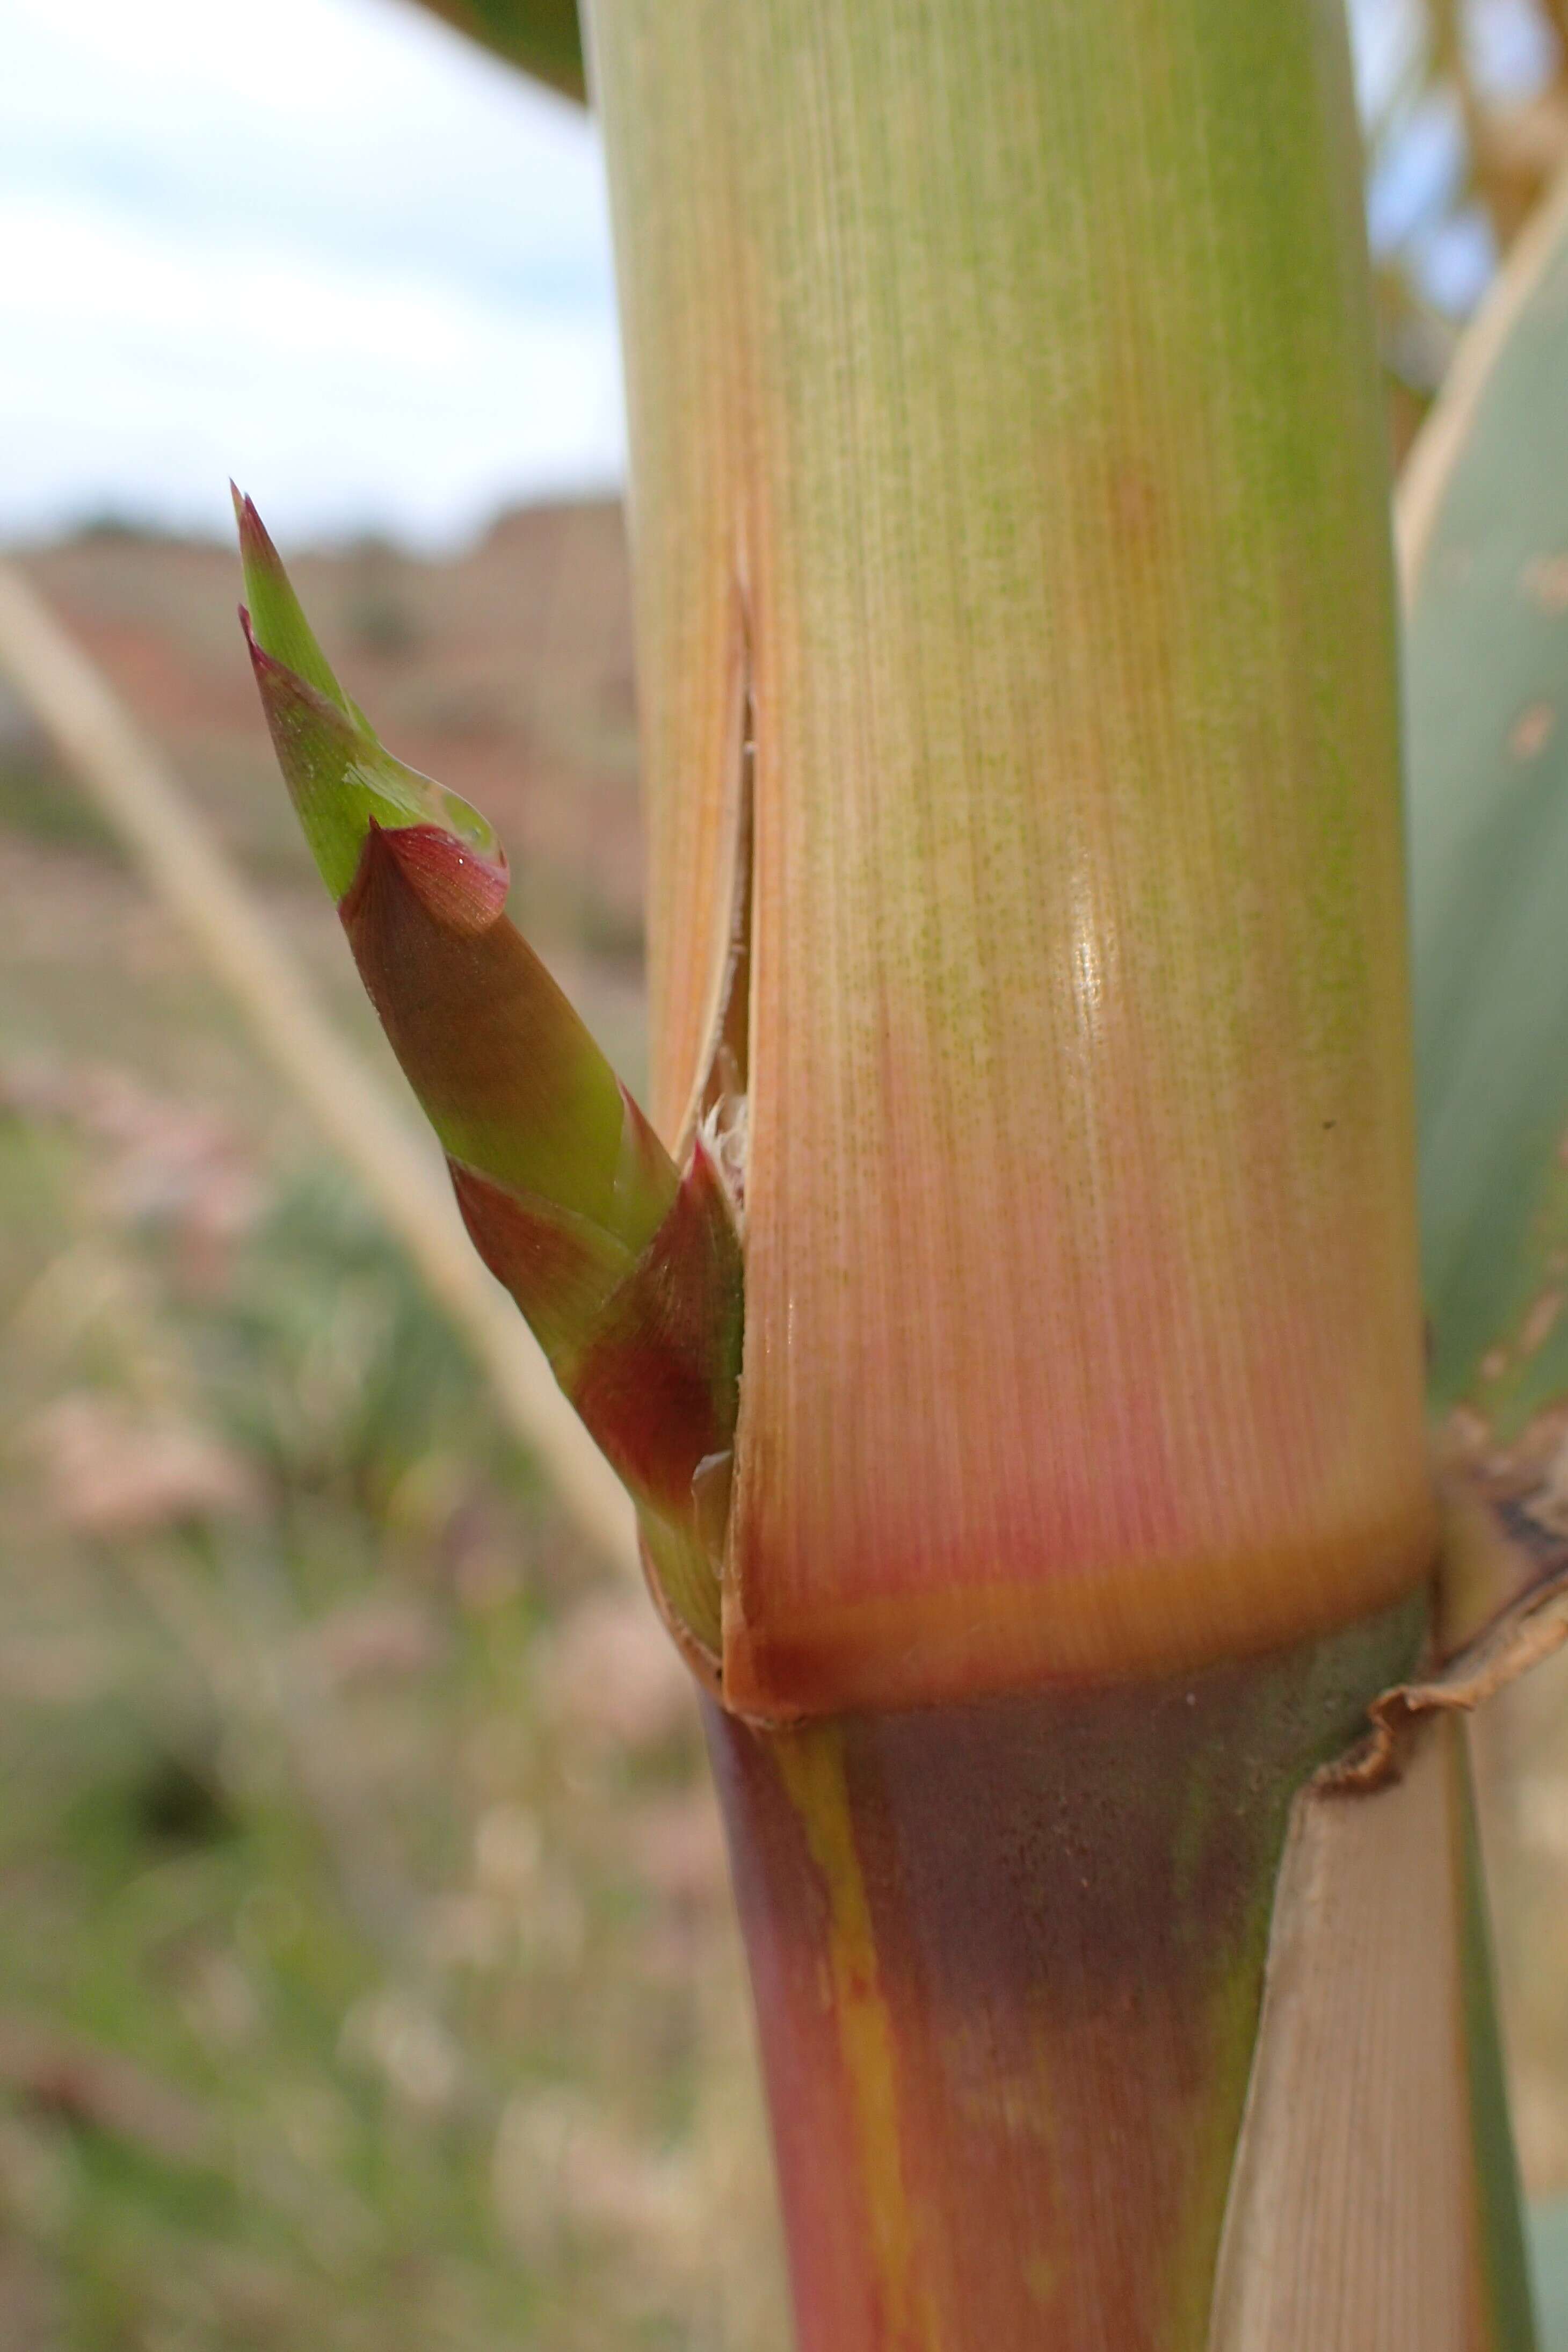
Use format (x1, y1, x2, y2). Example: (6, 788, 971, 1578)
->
(1208, 1485, 1559, 2349)
(1210, 1719, 1487, 2351)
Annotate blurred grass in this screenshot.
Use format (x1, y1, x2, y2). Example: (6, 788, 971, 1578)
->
(0, 709, 785, 2347)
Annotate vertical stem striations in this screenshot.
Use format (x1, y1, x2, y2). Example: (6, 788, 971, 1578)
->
(577, 0, 1501, 2342)
(587, 0, 1434, 1713)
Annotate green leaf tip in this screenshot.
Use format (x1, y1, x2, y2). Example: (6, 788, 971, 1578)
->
(234, 494, 503, 904)
(233, 485, 351, 718)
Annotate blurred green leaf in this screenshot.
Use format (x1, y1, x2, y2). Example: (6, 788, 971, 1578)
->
(411, 0, 586, 102)
(1407, 182, 1568, 1431)
(1529, 2197, 1568, 2351)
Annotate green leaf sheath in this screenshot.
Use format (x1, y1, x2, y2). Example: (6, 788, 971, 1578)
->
(1409, 193, 1568, 1436)
(237, 497, 738, 1628)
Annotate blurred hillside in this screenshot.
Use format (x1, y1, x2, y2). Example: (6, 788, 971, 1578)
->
(3, 504, 645, 961)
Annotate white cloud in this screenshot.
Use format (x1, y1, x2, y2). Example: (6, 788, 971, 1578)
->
(0, 0, 625, 546)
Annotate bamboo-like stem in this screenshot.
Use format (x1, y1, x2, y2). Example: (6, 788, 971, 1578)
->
(707, 1605, 1425, 2352)
(1209, 1716, 1534, 2351)
(576, 0, 1535, 2338)
(590, 0, 1435, 1717)
(0, 558, 636, 1575)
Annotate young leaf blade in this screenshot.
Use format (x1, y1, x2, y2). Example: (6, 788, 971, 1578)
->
(235, 499, 739, 1640)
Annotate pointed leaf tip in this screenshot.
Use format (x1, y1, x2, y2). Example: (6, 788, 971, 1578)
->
(232, 491, 350, 718)
(236, 517, 504, 907)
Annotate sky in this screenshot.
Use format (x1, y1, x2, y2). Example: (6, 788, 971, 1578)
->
(0, 0, 1555, 552)
(1, 0, 622, 548)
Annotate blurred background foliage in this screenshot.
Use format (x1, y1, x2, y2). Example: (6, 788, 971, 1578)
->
(0, 515, 780, 2348)
(1, 0, 1567, 2344)
(1359, 0, 1568, 438)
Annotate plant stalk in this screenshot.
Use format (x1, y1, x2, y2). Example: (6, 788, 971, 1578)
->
(706, 1605, 1427, 2351)
(587, 0, 1435, 1714)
